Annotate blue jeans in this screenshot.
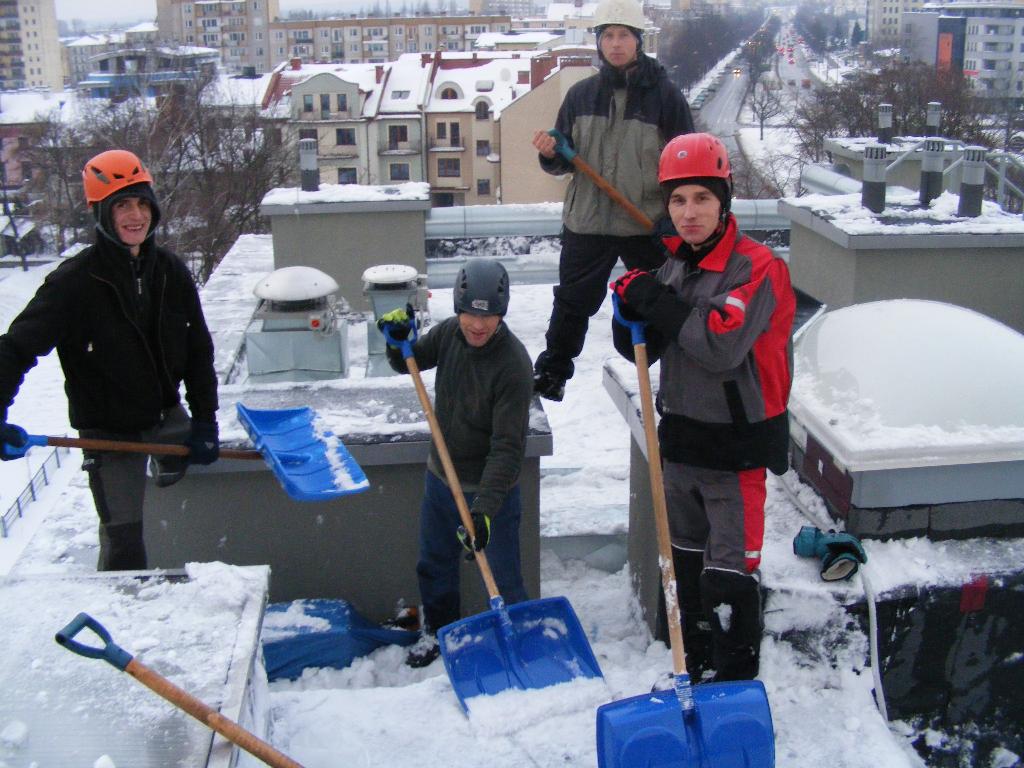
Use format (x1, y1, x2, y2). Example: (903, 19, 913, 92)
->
(417, 470, 528, 632)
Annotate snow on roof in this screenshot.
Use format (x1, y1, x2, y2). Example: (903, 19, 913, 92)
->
(379, 55, 430, 112)
(782, 190, 1024, 237)
(426, 53, 536, 118)
(545, 2, 600, 21)
(125, 22, 157, 32)
(791, 299, 1024, 468)
(474, 31, 560, 48)
(0, 90, 76, 124)
(67, 33, 125, 48)
(262, 181, 431, 208)
(202, 72, 279, 109)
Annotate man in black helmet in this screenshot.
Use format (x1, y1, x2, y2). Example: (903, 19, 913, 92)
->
(531, 0, 693, 402)
(0, 149, 219, 572)
(380, 259, 534, 668)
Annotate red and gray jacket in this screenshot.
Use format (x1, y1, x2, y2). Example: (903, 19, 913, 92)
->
(614, 215, 795, 474)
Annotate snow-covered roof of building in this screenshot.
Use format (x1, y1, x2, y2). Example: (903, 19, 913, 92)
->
(125, 22, 157, 33)
(791, 299, 1024, 469)
(262, 181, 431, 208)
(66, 33, 125, 48)
(202, 72, 280, 109)
(0, 90, 77, 124)
(545, 2, 600, 22)
(425, 52, 537, 118)
(474, 31, 560, 49)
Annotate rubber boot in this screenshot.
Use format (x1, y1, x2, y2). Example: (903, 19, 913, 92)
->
(700, 568, 762, 682)
(675, 548, 714, 682)
(98, 521, 148, 571)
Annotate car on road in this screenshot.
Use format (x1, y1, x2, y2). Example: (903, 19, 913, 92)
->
(732, 66, 743, 76)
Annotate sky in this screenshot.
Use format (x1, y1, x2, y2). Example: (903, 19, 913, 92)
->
(54, 0, 398, 27)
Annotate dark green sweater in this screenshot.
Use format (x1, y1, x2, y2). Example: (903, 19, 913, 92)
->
(387, 316, 534, 518)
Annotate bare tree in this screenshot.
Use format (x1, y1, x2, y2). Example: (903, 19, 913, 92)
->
(749, 78, 786, 140)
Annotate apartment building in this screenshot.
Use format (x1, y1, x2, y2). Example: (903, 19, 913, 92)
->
(902, 2, 1024, 104)
(64, 23, 158, 86)
(267, 14, 513, 65)
(0, 0, 62, 90)
(868, 0, 927, 46)
(156, 0, 280, 74)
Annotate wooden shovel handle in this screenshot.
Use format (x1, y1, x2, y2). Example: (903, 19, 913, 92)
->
(126, 658, 304, 768)
(634, 343, 688, 678)
(569, 154, 654, 231)
(404, 355, 503, 601)
(40, 435, 262, 461)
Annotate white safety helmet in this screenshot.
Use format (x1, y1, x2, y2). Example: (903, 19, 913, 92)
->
(593, 0, 647, 34)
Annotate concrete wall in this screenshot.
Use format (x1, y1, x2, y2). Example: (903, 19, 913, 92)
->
(269, 208, 427, 313)
(788, 224, 1024, 333)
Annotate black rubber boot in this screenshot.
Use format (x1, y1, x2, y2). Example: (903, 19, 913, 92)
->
(98, 521, 148, 571)
(675, 549, 715, 682)
(700, 568, 762, 682)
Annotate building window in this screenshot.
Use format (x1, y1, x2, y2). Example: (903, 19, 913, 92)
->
(475, 101, 489, 120)
(320, 93, 330, 113)
(477, 179, 490, 196)
(440, 87, 458, 99)
(476, 140, 491, 156)
(337, 93, 347, 111)
(390, 163, 410, 181)
(438, 158, 460, 177)
(303, 94, 313, 112)
(298, 128, 317, 140)
(336, 128, 356, 145)
(391, 90, 409, 99)
(339, 167, 358, 184)
(389, 124, 408, 146)
(436, 123, 446, 139)
(450, 122, 460, 145)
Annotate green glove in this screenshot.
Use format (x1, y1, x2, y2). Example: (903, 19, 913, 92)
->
(457, 512, 490, 556)
(377, 307, 412, 341)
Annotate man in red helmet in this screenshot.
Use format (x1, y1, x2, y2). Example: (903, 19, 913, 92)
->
(611, 133, 795, 682)
(0, 149, 219, 571)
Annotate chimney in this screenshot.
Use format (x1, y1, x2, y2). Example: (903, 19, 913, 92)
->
(877, 103, 893, 144)
(957, 146, 987, 218)
(919, 137, 945, 207)
(290, 57, 302, 71)
(926, 101, 942, 135)
(298, 138, 320, 192)
(861, 144, 888, 214)
(375, 64, 384, 83)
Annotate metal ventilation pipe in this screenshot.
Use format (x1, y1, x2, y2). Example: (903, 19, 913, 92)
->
(957, 146, 987, 218)
(862, 144, 888, 213)
(926, 101, 942, 135)
(298, 138, 320, 192)
(919, 138, 945, 207)
(878, 103, 894, 144)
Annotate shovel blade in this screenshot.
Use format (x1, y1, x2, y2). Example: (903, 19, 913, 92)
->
(438, 595, 603, 710)
(596, 680, 774, 768)
(236, 404, 369, 502)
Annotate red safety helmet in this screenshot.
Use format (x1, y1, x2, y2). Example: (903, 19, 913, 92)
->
(658, 133, 731, 184)
(82, 149, 153, 205)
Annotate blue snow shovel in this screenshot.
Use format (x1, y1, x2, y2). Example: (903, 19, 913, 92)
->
(596, 297, 775, 768)
(382, 324, 603, 711)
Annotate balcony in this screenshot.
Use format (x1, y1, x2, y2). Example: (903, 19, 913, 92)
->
(379, 139, 422, 155)
(428, 138, 465, 151)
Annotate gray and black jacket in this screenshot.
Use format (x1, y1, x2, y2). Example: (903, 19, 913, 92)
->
(539, 53, 694, 237)
(386, 316, 533, 519)
(0, 233, 218, 432)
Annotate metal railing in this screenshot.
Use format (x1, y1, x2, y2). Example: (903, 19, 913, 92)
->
(1, 446, 70, 538)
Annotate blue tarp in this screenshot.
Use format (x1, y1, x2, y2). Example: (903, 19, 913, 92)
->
(262, 599, 417, 681)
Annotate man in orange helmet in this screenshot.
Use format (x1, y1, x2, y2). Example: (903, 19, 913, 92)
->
(0, 149, 219, 571)
(611, 133, 795, 683)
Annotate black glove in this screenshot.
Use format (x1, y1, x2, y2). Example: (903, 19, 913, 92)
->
(457, 512, 490, 555)
(376, 306, 413, 343)
(0, 420, 29, 461)
(186, 421, 219, 465)
(611, 269, 692, 340)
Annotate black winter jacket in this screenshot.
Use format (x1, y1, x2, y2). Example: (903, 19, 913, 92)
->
(539, 53, 694, 236)
(0, 234, 218, 432)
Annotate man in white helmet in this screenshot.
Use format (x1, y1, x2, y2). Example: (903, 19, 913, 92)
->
(531, 0, 693, 402)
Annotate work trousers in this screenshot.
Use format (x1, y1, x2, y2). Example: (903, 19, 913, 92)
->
(417, 470, 528, 633)
(82, 404, 191, 571)
(534, 227, 665, 381)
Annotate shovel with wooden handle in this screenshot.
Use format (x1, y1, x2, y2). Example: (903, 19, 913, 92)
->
(546, 128, 654, 231)
(595, 296, 775, 768)
(381, 323, 602, 711)
(56, 612, 304, 768)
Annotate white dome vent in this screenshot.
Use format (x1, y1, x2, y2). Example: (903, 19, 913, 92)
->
(254, 266, 339, 303)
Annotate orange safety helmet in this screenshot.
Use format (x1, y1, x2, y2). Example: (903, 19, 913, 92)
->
(657, 133, 731, 184)
(82, 149, 153, 205)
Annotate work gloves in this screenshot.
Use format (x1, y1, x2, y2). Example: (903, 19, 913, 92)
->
(610, 269, 692, 339)
(0, 421, 29, 461)
(457, 512, 490, 558)
(792, 525, 867, 582)
(186, 421, 220, 466)
(377, 306, 413, 343)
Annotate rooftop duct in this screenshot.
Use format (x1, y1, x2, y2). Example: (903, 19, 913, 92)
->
(245, 266, 348, 382)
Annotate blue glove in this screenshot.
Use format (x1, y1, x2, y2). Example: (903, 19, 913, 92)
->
(0, 421, 29, 461)
(186, 421, 219, 465)
(377, 306, 412, 343)
(457, 512, 490, 555)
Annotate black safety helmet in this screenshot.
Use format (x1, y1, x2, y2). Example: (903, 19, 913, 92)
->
(453, 259, 510, 316)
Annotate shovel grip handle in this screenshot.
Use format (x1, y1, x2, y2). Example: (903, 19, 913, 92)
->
(546, 128, 577, 162)
(611, 294, 647, 346)
(55, 612, 133, 670)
